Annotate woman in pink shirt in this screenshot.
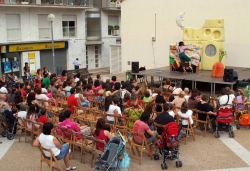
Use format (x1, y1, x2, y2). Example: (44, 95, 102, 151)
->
(92, 80, 102, 97)
(177, 41, 193, 74)
(87, 84, 94, 102)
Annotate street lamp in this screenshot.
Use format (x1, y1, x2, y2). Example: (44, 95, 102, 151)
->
(47, 14, 56, 74)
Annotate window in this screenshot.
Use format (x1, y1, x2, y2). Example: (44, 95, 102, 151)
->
(95, 46, 99, 68)
(6, 14, 21, 41)
(38, 14, 50, 39)
(86, 46, 88, 68)
(205, 44, 216, 57)
(108, 15, 118, 35)
(62, 15, 76, 37)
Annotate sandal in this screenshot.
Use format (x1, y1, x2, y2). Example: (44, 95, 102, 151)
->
(66, 166, 76, 171)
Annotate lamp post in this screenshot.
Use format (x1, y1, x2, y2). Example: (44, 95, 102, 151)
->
(47, 14, 56, 74)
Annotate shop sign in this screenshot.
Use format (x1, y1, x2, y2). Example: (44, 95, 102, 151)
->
(8, 42, 66, 52)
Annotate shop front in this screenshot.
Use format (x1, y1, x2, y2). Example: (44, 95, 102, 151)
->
(0, 41, 68, 78)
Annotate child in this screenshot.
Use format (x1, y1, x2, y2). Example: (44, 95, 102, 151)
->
(144, 118, 155, 138)
(168, 103, 175, 118)
(94, 89, 105, 110)
(38, 108, 48, 124)
(143, 91, 152, 103)
(178, 102, 194, 128)
(86, 84, 94, 101)
(46, 87, 53, 98)
(41, 83, 48, 93)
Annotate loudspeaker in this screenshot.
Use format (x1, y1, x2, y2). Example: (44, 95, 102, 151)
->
(223, 68, 234, 82)
(132, 62, 139, 73)
(233, 71, 238, 81)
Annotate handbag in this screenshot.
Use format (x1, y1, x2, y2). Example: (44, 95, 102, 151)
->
(120, 151, 131, 169)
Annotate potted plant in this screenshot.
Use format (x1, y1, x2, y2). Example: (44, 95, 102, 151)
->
(108, 25, 113, 35)
(113, 25, 120, 36)
(58, 0, 62, 5)
(212, 48, 227, 78)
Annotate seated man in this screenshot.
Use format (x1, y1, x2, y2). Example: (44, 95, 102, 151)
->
(218, 88, 234, 109)
(59, 110, 82, 141)
(155, 103, 183, 139)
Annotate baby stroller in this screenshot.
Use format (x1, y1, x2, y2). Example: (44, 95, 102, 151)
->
(155, 122, 182, 170)
(214, 102, 234, 138)
(93, 135, 126, 171)
(0, 111, 17, 140)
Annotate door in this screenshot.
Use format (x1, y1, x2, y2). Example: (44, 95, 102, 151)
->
(86, 45, 100, 69)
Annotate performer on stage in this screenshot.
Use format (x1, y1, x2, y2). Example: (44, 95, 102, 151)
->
(176, 41, 193, 74)
(73, 58, 81, 69)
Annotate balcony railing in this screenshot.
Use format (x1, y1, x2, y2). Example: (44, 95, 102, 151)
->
(86, 31, 101, 41)
(1, 0, 93, 6)
(101, 0, 121, 9)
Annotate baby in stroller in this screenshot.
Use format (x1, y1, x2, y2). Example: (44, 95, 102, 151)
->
(155, 122, 182, 170)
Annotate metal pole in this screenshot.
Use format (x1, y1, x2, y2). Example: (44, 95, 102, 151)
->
(51, 21, 56, 74)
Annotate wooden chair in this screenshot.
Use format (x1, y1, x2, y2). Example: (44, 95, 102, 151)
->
(16, 117, 26, 142)
(129, 130, 153, 165)
(53, 125, 64, 143)
(32, 121, 44, 138)
(113, 115, 129, 141)
(92, 138, 106, 165)
(153, 122, 166, 139)
(71, 131, 84, 162)
(82, 135, 96, 168)
(195, 110, 214, 137)
(38, 146, 63, 171)
(180, 117, 196, 145)
(23, 118, 33, 144)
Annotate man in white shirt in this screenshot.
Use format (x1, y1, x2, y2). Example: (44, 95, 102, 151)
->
(218, 88, 234, 106)
(73, 58, 80, 69)
(0, 82, 8, 93)
(121, 83, 130, 99)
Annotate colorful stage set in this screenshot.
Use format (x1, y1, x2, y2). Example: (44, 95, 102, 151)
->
(131, 17, 250, 96)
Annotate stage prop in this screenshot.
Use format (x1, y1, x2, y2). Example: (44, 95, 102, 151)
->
(175, 16, 226, 71)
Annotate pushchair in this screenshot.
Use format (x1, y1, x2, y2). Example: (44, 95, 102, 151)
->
(0, 111, 17, 140)
(214, 106, 234, 138)
(93, 134, 126, 171)
(155, 122, 182, 170)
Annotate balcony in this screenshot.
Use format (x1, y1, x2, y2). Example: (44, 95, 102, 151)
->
(101, 0, 121, 11)
(0, 0, 94, 9)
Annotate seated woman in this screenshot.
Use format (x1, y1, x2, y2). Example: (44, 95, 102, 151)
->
(94, 118, 114, 151)
(133, 112, 158, 155)
(162, 79, 173, 93)
(105, 96, 122, 124)
(172, 91, 186, 111)
(188, 92, 199, 110)
(124, 94, 143, 128)
(149, 88, 166, 112)
(178, 102, 194, 128)
(33, 122, 76, 171)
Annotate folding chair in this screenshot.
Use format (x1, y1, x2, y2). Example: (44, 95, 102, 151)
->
(23, 118, 33, 144)
(38, 146, 63, 171)
(16, 117, 26, 142)
(195, 110, 214, 137)
(129, 130, 153, 165)
(181, 117, 196, 145)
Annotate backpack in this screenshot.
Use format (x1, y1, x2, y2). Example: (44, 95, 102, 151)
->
(161, 122, 180, 148)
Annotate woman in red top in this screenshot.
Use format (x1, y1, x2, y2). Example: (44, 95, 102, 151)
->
(94, 118, 114, 151)
(67, 88, 78, 114)
(127, 93, 143, 107)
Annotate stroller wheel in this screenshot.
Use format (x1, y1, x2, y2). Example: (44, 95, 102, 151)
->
(229, 131, 235, 138)
(1, 131, 8, 137)
(176, 161, 180, 168)
(154, 153, 160, 160)
(214, 131, 220, 138)
(161, 163, 168, 170)
(179, 161, 183, 167)
(7, 134, 14, 140)
(236, 124, 240, 130)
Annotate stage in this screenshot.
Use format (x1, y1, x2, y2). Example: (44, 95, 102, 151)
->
(131, 66, 250, 96)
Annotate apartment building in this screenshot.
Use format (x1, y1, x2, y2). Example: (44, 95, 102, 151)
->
(0, 0, 121, 77)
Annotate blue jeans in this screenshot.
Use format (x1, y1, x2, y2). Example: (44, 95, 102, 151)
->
(56, 143, 69, 160)
(81, 100, 90, 107)
(178, 130, 184, 140)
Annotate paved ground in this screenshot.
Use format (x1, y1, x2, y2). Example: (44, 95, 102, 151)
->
(1, 69, 250, 171)
(1, 126, 250, 171)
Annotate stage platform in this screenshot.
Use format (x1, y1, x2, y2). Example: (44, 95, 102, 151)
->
(131, 66, 250, 96)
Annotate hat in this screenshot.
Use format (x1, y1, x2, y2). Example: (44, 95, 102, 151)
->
(98, 89, 104, 95)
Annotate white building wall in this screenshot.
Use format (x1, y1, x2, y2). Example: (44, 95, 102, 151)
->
(0, 7, 86, 70)
(121, 0, 250, 71)
(101, 10, 121, 68)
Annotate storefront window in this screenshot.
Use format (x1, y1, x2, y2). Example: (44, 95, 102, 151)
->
(0, 53, 21, 79)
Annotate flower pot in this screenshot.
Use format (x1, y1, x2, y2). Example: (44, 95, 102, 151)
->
(113, 30, 119, 36)
(212, 62, 224, 78)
